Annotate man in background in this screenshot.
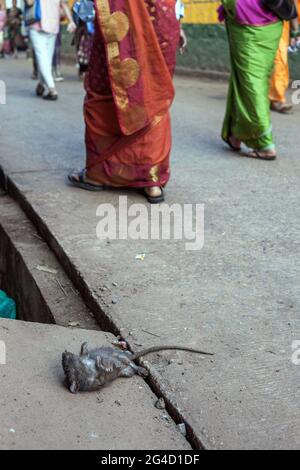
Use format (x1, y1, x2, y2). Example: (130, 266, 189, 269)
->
(176, 0, 187, 54)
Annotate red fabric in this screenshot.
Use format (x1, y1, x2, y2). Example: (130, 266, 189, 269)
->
(84, 0, 179, 188)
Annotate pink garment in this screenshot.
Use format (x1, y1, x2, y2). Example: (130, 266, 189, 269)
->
(0, 10, 6, 31)
(30, 22, 42, 31)
(30, 0, 61, 34)
(236, 0, 278, 25)
(219, 0, 279, 26)
(41, 0, 61, 34)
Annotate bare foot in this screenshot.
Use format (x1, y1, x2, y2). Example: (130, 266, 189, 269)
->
(144, 187, 162, 198)
(70, 170, 100, 186)
(68, 169, 105, 191)
(271, 102, 293, 114)
(143, 186, 165, 203)
(229, 135, 241, 149)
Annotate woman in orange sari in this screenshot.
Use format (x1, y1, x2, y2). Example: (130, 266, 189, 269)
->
(69, 0, 180, 203)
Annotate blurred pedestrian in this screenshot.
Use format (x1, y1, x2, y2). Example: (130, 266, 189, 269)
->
(53, 28, 64, 82)
(6, 0, 22, 58)
(269, 4, 299, 114)
(25, 0, 76, 101)
(0, 0, 6, 58)
(72, 0, 94, 79)
(176, 0, 188, 54)
(220, 0, 287, 160)
(31, 47, 38, 79)
(73, 19, 93, 79)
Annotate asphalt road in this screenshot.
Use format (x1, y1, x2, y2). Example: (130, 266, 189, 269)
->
(0, 58, 300, 449)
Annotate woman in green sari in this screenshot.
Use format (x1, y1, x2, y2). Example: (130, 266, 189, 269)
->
(219, 0, 283, 160)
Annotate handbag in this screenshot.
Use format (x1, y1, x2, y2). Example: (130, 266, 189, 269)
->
(24, 0, 42, 27)
(262, 0, 298, 21)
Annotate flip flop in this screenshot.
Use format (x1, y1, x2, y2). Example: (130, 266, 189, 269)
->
(222, 137, 241, 152)
(142, 187, 165, 204)
(271, 102, 293, 114)
(246, 151, 277, 161)
(68, 170, 105, 192)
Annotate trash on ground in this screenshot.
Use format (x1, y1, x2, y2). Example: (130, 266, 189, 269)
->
(0, 290, 17, 320)
(135, 253, 146, 261)
(68, 321, 80, 327)
(36, 265, 58, 275)
(155, 398, 166, 410)
(177, 423, 187, 437)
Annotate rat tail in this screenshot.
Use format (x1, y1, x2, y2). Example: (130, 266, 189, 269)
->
(131, 346, 214, 361)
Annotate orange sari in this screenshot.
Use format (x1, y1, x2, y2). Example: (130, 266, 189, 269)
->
(269, 21, 290, 105)
(84, 0, 179, 188)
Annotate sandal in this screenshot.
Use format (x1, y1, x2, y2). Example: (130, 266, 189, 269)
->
(271, 102, 293, 114)
(246, 150, 277, 161)
(36, 83, 45, 97)
(222, 136, 241, 152)
(68, 170, 105, 192)
(142, 187, 165, 204)
(43, 92, 58, 101)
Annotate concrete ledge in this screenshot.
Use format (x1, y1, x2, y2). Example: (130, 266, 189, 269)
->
(0, 194, 98, 330)
(1, 171, 210, 450)
(0, 318, 190, 450)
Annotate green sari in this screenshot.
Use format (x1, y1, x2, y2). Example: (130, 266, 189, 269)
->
(222, 7, 283, 151)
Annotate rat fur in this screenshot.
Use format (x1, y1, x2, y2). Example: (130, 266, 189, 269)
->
(62, 342, 213, 393)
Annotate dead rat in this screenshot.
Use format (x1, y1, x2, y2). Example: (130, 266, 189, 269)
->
(62, 342, 214, 393)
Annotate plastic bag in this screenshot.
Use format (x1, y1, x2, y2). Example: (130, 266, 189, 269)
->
(73, 0, 95, 34)
(0, 290, 17, 319)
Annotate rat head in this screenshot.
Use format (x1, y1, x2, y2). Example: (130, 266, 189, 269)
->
(62, 350, 83, 394)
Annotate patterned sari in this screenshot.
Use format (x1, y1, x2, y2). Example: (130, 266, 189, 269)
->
(84, 0, 179, 188)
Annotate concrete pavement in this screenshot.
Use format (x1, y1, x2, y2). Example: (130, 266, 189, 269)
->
(0, 59, 300, 449)
(0, 318, 190, 450)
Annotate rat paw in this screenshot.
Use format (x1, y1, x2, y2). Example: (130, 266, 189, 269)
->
(137, 366, 149, 378)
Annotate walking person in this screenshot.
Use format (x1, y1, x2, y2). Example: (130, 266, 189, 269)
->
(25, 0, 76, 101)
(269, 9, 299, 114)
(72, 0, 95, 80)
(219, 0, 296, 161)
(73, 19, 93, 79)
(176, 0, 188, 54)
(52, 28, 64, 82)
(69, 0, 182, 203)
(0, 0, 6, 58)
(6, 0, 22, 58)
